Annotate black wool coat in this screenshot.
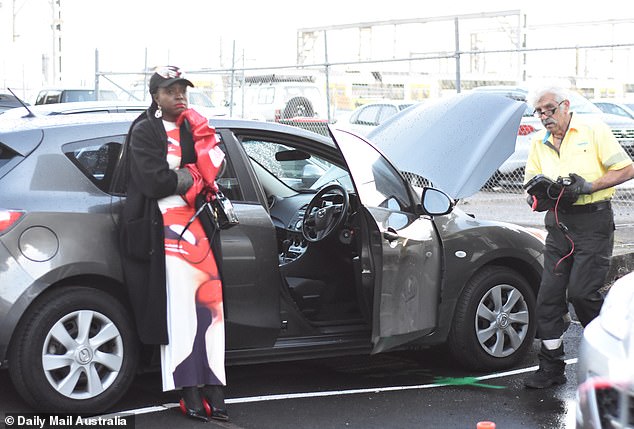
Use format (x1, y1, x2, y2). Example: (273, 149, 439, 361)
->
(119, 109, 195, 345)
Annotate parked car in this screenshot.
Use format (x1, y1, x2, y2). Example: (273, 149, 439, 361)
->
(231, 74, 328, 122)
(592, 98, 634, 120)
(35, 89, 119, 105)
(576, 271, 634, 429)
(337, 100, 416, 136)
(0, 100, 148, 119)
(0, 93, 544, 413)
(0, 92, 30, 113)
(473, 86, 634, 188)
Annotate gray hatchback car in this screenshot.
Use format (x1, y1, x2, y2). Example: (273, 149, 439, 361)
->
(0, 94, 544, 413)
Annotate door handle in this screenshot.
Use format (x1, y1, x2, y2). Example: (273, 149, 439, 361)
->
(383, 228, 399, 242)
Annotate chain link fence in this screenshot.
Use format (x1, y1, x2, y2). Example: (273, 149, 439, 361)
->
(92, 13, 634, 252)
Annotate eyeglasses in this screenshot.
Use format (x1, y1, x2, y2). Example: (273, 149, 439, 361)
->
(155, 66, 183, 79)
(533, 100, 565, 118)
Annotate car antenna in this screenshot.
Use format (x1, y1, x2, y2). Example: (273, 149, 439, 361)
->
(7, 88, 35, 117)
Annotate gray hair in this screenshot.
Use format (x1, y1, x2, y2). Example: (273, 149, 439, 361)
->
(529, 86, 570, 106)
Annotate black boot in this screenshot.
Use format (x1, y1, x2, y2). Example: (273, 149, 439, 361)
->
(202, 385, 229, 421)
(524, 344, 566, 389)
(179, 386, 210, 422)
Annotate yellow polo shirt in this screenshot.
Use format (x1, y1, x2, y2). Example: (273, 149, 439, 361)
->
(524, 113, 632, 205)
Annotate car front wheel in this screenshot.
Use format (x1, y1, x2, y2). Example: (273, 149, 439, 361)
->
(8, 287, 139, 413)
(448, 266, 536, 371)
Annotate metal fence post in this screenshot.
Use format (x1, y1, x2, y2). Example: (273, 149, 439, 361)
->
(324, 30, 331, 122)
(455, 17, 461, 93)
(229, 41, 236, 117)
(94, 48, 99, 95)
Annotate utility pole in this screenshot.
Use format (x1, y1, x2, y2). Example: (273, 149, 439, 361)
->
(11, 0, 26, 42)
(51, 0, 61, 83)
(12, 0, 17, 41)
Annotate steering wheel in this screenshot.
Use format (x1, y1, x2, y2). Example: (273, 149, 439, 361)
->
(302, 183, 349, 243)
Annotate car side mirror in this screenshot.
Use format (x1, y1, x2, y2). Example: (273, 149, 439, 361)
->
(419, 187, 453, 216)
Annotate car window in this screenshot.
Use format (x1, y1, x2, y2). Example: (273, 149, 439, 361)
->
(377, 105, 398, 124)
(45, 92, 61, 104)
(355, 105, 381, 125)
(62, 90, 96, 103)
(0, 143, 20, 170)
(611, 106, 627, 116)
(597, 103, 628, 117)
(35, 92, 46, 105)
(63, 136, 126, 192)
(188, 92, 215, 108)
(241, 138, 347, 192)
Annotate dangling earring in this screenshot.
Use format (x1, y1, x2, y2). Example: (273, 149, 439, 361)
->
(155, 105, 163, 118)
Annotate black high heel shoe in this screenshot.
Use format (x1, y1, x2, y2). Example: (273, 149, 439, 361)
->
(179, 386, 210, 422)
(201, 385, 229, 421)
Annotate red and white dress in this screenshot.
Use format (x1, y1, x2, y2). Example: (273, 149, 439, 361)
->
(158, 120, 226, 391)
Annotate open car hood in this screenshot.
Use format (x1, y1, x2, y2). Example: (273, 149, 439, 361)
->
(367, 92, 526, 199)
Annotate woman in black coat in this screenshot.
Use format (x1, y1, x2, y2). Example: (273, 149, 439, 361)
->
(118, 66, 228, 422)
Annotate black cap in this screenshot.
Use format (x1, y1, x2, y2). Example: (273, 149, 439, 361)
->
(149, 66, 194, 94)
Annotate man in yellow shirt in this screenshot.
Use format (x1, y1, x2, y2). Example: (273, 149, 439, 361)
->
(523, 86, 634, 389)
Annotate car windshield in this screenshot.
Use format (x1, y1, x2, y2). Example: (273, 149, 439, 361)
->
(241, 139, 352, 192)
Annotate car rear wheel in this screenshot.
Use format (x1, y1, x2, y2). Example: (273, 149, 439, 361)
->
(8, 287, 138, 413)
(448, 266, 536, 371)
(282, 96, 315, 119)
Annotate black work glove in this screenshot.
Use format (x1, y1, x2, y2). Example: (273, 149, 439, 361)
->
(562, 173, 593, 204)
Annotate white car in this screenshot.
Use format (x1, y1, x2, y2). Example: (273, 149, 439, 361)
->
(231, 74, 327, 122)
(0, 100, 148, 119)
(576, 271, 634, 429)
(35, 88, 119, 105)
(592, 98, 634, 120)
(338, 100, 416, 136)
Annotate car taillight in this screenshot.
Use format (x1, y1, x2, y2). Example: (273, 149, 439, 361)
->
(0, 210, 25, 234)
(518, 124, 536, 136)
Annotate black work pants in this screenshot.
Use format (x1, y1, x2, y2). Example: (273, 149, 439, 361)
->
(536, 207, 614, 340)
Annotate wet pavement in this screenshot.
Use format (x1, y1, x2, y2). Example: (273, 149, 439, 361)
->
(1, 324, 584, 429)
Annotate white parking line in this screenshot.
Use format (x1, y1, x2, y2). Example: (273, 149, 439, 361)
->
(98, 357, 579, 419)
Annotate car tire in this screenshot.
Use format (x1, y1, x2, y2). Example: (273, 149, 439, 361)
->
(282, 96, 315, 119)
(447, 266, 536, 371)
(8, 287, 139, 413)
